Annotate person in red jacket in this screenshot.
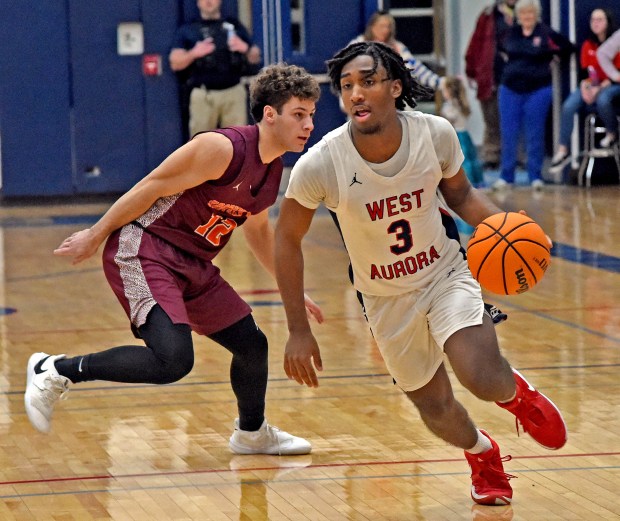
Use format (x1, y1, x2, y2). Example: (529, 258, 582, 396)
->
(549, 8, 618, 175)
(465, 0, 517, 169)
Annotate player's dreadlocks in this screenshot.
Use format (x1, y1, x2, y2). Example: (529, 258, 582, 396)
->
(326, 41, 432, 111)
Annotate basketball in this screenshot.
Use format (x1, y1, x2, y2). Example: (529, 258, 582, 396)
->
(467, 212, 550, 295)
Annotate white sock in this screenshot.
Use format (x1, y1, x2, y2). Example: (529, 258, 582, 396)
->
(466, 429, 493, 455)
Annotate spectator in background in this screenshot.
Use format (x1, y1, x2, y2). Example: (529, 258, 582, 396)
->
(493, 0, 575, 190)
(465, 0, 518, 169)
(596, 26, 620, 147)
(440, 76, 485, 187)
(350, 11, 443, 92)
(549, 9, 618, 175)
(169, 0, 261, 140)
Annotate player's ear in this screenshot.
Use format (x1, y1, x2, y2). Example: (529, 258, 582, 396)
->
(391, 79, 403, 99)
(263, 105, 276, 123)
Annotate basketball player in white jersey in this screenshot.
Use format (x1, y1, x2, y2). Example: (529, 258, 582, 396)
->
(274, 42, 567, 506)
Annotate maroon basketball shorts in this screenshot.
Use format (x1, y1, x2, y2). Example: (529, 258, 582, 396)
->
(103, 224, 251, 336)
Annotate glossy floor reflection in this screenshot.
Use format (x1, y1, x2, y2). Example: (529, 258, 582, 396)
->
(0, 184, 619, 520)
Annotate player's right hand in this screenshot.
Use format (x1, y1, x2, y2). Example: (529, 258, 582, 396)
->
(53, 228, 100, 264)
(283, 331, 323, 388)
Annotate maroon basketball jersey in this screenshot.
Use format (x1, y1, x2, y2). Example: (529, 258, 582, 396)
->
(134, 125, 283, 261)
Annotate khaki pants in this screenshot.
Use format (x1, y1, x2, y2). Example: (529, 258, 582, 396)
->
(479, 93, 501, 164)
(189, 83, 248, 138)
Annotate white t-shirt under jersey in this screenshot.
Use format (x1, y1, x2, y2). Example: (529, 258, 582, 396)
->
(286, 111, 465, 296)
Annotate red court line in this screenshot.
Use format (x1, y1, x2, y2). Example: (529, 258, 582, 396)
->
(4, 451, 619, 487)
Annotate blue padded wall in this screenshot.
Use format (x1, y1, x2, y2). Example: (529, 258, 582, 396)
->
(0, 2, 73, 196)
(0, 1, 183, 197)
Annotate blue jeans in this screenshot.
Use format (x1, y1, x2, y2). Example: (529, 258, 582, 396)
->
(596, 84, 620, 136)
(499, 84, 553, 183)
(559, 84, 620, 146)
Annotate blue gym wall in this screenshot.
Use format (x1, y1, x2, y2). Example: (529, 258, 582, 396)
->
(0, 2, 74, 196)
(1, 0, 610, 197)
(0, 1, 184, 197)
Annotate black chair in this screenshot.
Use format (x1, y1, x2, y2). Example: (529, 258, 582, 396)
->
(577, 114, 620, 187)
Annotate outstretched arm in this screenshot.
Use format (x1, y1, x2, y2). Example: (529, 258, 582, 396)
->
(274, 197, 323, 387)
(54, 133, 233, 264)
(243, 209, 323, 323)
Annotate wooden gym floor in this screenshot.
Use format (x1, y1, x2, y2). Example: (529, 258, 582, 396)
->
(0, 183, 619, 520)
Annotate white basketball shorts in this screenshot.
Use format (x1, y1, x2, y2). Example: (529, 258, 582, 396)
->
(361, 261, 484, 392)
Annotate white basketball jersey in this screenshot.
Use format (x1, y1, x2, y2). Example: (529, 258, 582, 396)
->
(325, 112, 464, 296)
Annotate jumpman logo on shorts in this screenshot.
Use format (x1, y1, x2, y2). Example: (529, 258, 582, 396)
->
(349, 173, 362, 187)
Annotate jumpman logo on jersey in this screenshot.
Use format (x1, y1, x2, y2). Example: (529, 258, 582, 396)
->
(349, 173, 362, 187)
(232, 181, 243, 190)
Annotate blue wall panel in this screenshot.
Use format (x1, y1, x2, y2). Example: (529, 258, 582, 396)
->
(141, 0, 184, 172)
(0, 2, 73, 197)
(0, 1, 185, 197)
(68, 0, 146, 194)
(295, 0, 363, 73)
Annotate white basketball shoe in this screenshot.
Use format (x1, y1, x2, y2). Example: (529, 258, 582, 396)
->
(229, 419, 312, 455)
(24, 352, 70, 433)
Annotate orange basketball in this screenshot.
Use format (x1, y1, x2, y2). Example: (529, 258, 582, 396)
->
(467, 212, 550, 295)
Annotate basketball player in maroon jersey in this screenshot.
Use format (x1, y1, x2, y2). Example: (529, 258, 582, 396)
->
(24, 64, 322, 455)
(274, 42, 568, 504)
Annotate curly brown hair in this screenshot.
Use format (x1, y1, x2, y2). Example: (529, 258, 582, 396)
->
(249, 64, 321, 123)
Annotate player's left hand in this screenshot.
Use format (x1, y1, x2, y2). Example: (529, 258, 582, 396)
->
(304, 293, 324, 324)
(53, 228, 101, 264)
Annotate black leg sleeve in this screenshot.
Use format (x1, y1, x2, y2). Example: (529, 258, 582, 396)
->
(209, 314, 268, 431)
(55, 305, 194, 384)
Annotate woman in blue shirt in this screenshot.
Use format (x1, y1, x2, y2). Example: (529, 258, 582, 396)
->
(493, 0, 575, 190)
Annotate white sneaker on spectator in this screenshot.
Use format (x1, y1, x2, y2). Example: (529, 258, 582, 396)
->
(531, 179, 545, 190)
(491, 178, 509, 191)
(229, 419, 312, 455)
(24, 352, 70, 433)
(600, 134, 616, 148)
(548, 151, 571, 175)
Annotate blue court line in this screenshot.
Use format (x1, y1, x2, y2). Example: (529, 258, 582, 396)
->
(489, 296, 620, 346)
(4, 362, 620, 398)
(0, 214, 102, 228)
(2, 373, 393, 396)
(1, 464, 619, 500)
(4, 369, 620, 416)
(6, 267, 101, 283)
(551, 243, 620, 273)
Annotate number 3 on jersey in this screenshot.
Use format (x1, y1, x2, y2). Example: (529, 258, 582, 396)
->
(195, 215, 237, 246)
(388, 219, 413, 254)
